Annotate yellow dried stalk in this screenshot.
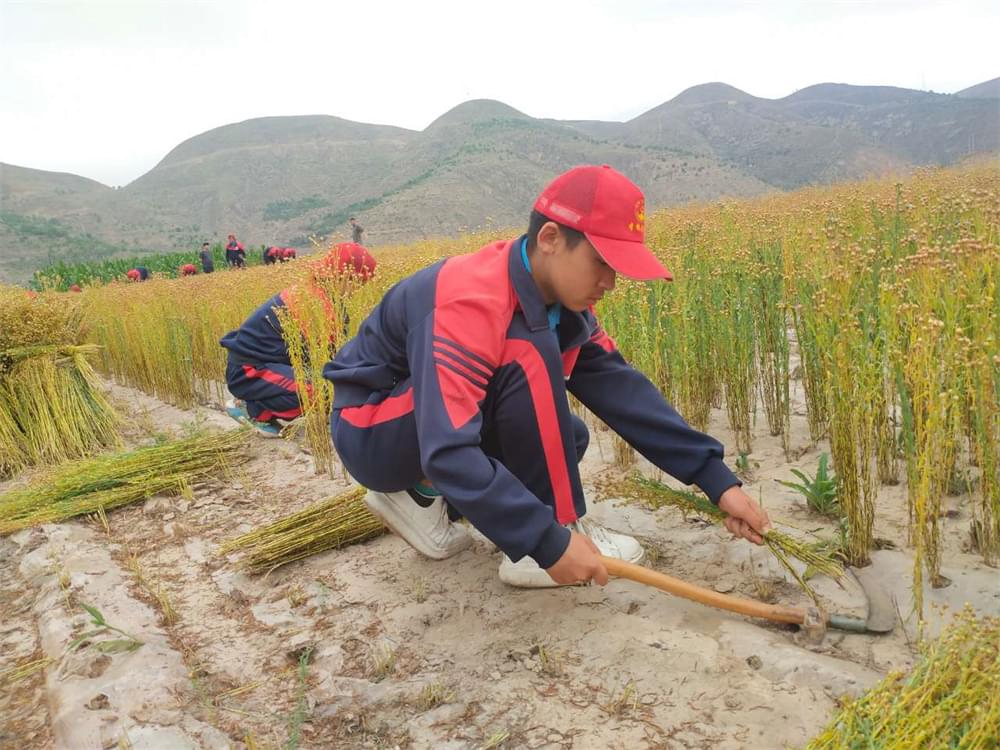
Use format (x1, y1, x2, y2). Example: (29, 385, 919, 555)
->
(275, 283, 340, 475)
(0, 345, 120, 478)
(219, 486, 385, 574)
(805, 606, 999, 750)
(0, 429, 249, 534)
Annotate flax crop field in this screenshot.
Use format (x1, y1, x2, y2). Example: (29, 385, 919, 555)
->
(3, 161, 998, 749)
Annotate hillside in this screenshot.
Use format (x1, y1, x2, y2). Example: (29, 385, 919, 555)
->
(1, 77, 997, 282)
(0, 163, 130, 281)
(956, 77, 1000, 99)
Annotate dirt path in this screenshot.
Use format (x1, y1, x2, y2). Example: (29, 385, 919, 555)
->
(2, 378, 998, 749)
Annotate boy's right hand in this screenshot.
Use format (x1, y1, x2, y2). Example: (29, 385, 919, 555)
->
(545, 531, 609, 586)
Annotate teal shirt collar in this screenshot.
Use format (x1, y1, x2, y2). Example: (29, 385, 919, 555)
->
(520, 238, 562, 332)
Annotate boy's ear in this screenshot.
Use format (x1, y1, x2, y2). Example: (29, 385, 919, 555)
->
(536, 221, 562, 253)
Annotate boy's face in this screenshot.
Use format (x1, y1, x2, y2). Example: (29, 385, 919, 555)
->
(541, 226, 616, 312)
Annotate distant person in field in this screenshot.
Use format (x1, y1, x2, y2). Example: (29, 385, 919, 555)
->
(180, 263, 198, 277)
(225, 234, 245, 268)
(200, 242, 215, 274)
(264, 246, 281, 265)
(323, 164, 770, 588)
(349, 216, 364, 244)
(220, 242, 377, 437)
(69, 284, 82, 293)
(126, 267, 149, 282)
(281, 247, 297, 262)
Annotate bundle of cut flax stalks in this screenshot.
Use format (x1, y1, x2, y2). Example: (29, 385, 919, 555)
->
(220, 486, 385, 574)
(603, 472, 844, 601)
(0, 286, 119, 477)
(0, 429, 250, 534)
(0, 344, 120, 477)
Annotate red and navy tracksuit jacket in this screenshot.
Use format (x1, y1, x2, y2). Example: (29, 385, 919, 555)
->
(323, 236, 740, 567)
(220, 291, 306, 422)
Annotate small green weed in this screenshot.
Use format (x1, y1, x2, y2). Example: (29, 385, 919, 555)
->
(284, 646, 313, 750)
(735, 452, 751, 475)
(778, 453, 840, 518)
(67, 602, 144, 655)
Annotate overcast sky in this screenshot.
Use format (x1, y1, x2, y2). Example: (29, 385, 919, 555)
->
(1, 0, 996, 187)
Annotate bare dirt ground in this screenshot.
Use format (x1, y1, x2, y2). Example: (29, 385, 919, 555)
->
(2, 377, 998, 750)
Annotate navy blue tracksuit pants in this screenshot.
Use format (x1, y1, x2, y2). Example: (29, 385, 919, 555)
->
(330, 372, 590, 515)
(225, 358, 306, 422)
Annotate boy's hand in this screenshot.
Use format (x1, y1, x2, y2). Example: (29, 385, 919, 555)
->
(718, 486, 771, 545)
(546, 531, 609, 586)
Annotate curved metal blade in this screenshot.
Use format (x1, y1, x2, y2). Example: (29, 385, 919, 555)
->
(851, 564, 896, 634)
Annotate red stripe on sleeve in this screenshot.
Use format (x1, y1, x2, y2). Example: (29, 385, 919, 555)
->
(561, 347, 581, 378)
(340, 388, 415, 428)
(590, 327, 616, 353)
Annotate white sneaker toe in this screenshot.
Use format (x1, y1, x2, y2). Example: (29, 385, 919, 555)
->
(498, 518, 644, 589)
(498, 554, 561, 588)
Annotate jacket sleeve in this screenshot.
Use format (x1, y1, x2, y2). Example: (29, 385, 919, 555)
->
(407, 302, 571, 567)
(567, 317, 740, 503)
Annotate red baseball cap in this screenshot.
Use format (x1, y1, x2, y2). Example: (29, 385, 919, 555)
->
(316, 242, 377, 280)
(534, 165, 672, 281)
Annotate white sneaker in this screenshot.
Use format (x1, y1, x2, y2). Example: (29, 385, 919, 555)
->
(364, 490, 472, 560)
(498, 518, 645, 588)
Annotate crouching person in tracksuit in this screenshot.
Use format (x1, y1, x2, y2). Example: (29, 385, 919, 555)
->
(323, 165, 771, 588)
(220, 243, 377, 437)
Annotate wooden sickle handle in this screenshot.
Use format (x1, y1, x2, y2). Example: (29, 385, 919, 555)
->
(601, 555, 806, 626)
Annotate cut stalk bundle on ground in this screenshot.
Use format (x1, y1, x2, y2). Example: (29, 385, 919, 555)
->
(805, 606, 999, 750)
(219, 486, 385, 574)
(604, 473, 844, 600)
(1, 288, 119, 478)
(0, 344, 121, 477)
(0, 429, 250, 534)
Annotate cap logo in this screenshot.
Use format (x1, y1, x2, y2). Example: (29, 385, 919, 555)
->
(627, 199, 645, 235)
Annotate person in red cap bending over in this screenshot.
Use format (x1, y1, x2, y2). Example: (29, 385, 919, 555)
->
(180, 263, 198, 277)
(220, 242, 377, 437)
(323, 165, 771, 588)
(263, 246, 282, 265)
(126, 267, 150, 282)
(281, 247, 297, 262)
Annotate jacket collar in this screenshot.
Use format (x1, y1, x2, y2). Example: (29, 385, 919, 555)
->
(507, 236, 592, 350)
(508, 235, 549, 332)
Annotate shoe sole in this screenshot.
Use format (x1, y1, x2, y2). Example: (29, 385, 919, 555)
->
(227, 410, 282, 439)
(498, 567, 562, 588)
(364, 493, 471, 561)
(250, 426, 283, 439)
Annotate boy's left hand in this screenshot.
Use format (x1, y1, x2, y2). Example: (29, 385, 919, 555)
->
(718, 486, 771, 545)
